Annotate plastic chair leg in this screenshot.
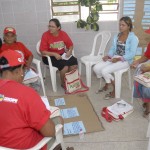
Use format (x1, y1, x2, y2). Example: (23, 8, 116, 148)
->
(56, 128, 65, 150)
(114, 72, 122, 98)
(128, 68, 132, 89)
(85, 63, 91, 87)
(79, 61, 82, 75)
(131, 86, 134, 104)
(49, 69, 57, 92)
(43, 65, 47, 80)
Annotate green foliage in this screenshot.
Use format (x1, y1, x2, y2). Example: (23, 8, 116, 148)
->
(76, 0, 102, 31)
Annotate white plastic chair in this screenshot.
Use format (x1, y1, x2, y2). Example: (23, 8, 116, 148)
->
(114, 67, 131, 98)
(32, 58, 46, 96)
(0, 124, 65, 150)
(23, 58, 46, 96)
(36, 40, 58, 92)
(79, 31, 111, 87)
(36, 40, 75, 92)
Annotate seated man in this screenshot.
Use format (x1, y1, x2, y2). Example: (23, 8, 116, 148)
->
(0, 50, 63, 150)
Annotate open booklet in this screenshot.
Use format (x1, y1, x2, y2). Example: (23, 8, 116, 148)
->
(134, 72, 150, 87)
(41, 96, 61, 118)
(23, 68, 39, 84)
(61, 53, 72, 60)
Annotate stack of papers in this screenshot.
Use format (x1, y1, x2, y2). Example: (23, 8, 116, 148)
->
(23, 69, 39, 84)
(134, 72, 150, 87)
(61, 53, 72, 60)
(41, 96, 60, 118)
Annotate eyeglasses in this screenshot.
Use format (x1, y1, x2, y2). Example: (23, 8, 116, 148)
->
(48, 25, 57, 28)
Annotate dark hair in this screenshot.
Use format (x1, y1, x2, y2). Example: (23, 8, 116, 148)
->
(120, 16, 133, 31)
(0, 56, 22, 72)
(49, 18, 61, 29)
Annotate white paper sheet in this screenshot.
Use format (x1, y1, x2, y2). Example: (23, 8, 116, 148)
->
(64, 121, 86, 135)
(61, 53, 72, 60)
(54, 97, 66, 106)
(60, 107, 79, 119)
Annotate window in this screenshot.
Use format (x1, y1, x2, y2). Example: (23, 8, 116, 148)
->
(50, 0, 119, 22)
(50, 0, 81, 22)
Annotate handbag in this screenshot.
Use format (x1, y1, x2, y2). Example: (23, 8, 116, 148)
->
(64, 69, 89, 94)
(101, 100, 134, 122)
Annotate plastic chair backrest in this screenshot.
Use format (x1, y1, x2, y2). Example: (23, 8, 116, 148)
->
(36, 40, 42, 56)
(90, 31, 111, 56)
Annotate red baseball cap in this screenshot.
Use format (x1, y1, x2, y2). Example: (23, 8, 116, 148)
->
(145, 29, 150, 34)
(0, 50, 25, 69)
(3, 27, 16, 35)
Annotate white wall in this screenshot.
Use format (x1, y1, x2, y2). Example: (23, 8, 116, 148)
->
(0, 0, 119, 67)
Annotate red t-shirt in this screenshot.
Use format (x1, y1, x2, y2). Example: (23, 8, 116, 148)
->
(0, 42, 33, 61)
(40, 30, 73, 55)
(144, 42, 150, 59)
(0, 79, 51, 150)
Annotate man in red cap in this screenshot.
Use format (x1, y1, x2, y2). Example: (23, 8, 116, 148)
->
(0, 27, 33, 69)
(0, 50, 59, 149)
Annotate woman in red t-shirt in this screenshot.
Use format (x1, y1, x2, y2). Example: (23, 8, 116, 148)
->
(40, 18, 78, 87)
(1, 27, 33, 69)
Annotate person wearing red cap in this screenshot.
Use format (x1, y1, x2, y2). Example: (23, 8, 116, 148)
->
(131, 29, 150, 118)
(0, 50, 61, 149)
(0, 27, 33, 69)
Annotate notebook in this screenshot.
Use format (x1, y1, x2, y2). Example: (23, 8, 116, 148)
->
(134, 72, 150, 87)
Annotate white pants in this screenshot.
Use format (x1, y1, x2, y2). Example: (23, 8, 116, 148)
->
(93, 60, 129, 83)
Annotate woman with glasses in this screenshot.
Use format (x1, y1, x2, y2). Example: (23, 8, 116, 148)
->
(40, 18, 78, 88)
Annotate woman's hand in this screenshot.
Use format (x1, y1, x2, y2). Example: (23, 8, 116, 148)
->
(102, 56, 110, 62)
(111, 57, 121, 63)
(66, 50, 72, 58)
(54, 53, 62, 60)
(131, 60, 139, 68)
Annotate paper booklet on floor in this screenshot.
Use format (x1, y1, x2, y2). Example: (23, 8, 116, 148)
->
(41, 96, 61, 118)
(134, 72, 150, 87)
(23, 68, 39, 84)
(107, 100, 134, 120)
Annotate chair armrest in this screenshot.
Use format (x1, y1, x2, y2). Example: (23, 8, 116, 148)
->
(32, 58, 40, 66)
(43, 55, 54, 68)
(0, 146, 15, 150)
(28, 137, 51, 150)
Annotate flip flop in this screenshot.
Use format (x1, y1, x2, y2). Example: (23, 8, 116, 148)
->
(95, 89, 106, 94)
(104, 92, 115, 100)
(143, 110, 150, 118)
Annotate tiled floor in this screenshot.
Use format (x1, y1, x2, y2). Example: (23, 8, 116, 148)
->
(42, 70, 149, 150)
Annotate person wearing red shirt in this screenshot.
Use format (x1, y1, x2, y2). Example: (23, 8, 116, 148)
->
(0, 50, 56, 150)
(131, 29, 150, 118)
(40, 18, 78, 87)
(1, 27, 33, 69)
(0, 38, 2, 48)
